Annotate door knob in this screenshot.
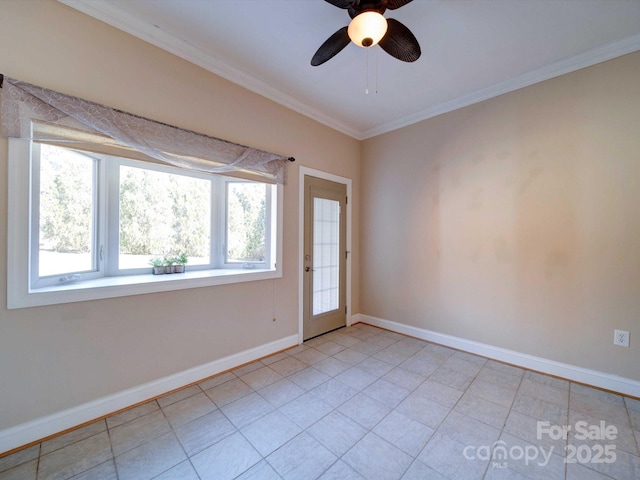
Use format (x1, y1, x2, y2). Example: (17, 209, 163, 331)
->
(305, 266, 315, 272)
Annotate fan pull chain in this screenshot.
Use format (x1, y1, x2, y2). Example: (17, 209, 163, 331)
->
(364, 47, 380, 95)
(365, 48, 370, 95)
(375, 46, 379, 94)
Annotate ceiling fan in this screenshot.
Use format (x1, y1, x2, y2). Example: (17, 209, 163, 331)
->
(311, 0, 421, 66)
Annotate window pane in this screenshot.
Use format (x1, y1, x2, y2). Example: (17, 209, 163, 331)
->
(312, 197, 340, 315)
(119, 165, 211, 268)
(227, 182, 267, 263)
(39, 145, 95, 277)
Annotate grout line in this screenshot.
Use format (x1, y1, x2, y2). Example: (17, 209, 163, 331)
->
(104, 419, 119, 480)
(631, 408, 640, 461)
(155, 399, 186, 479)
(481, 368, 526, 479)
(35, 443, 41, 480)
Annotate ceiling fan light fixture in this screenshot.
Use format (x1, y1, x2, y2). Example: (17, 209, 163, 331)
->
(348, 11, 388, 48)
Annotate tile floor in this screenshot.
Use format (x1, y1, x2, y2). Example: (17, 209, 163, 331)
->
(1, 323, 639, 480)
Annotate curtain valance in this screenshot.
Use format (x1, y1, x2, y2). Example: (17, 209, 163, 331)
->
(0, 75, 292, 184)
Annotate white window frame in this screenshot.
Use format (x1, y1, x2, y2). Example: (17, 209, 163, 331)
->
(105, 157, 223, 276)
(7, 138, 283, 309)
(30, 143, 103, 289)
(223, 180, 273, 268)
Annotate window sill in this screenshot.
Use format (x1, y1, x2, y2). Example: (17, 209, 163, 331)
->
(9, 268, 280, 309)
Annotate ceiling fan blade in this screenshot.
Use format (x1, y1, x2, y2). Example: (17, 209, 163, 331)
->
(386, 0, 413, 10)
(311, 26, 350, 66)
(378, 18, 421, 62)
(324, 0, 351, 8)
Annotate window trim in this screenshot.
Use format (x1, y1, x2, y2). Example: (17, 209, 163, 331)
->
(7, 139, 283, 309)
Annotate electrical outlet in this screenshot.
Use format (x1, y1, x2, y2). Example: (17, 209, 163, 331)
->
(614, 329, 630, 348)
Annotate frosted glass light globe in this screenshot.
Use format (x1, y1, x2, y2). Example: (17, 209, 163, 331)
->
(348, 11, 388, 48)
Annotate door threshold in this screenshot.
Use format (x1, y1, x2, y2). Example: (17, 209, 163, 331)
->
(304, 325, 347, 343)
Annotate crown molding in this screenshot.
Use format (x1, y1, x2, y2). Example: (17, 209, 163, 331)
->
(360, 32, 640, 139)
(58, 1, 640, 141)
(57, 0, 361, 139)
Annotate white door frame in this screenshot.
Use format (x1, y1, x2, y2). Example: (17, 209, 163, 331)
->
(298, 166, 352, 345)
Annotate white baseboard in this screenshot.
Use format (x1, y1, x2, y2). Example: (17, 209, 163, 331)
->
(354, 314, 640, 398)
(0, 334, 298, 455)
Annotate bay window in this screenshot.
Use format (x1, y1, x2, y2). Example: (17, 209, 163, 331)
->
(2, 76, 289, 309)
(8, 139, 282, 309)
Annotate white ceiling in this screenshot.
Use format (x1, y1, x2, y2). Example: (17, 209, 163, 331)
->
(60, 0, 640, 140)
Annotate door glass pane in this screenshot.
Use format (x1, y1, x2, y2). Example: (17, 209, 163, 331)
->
(39, 145, 95, 277)
(313, 197, 340, 315)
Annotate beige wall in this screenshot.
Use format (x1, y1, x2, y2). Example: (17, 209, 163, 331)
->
(0, 1, 360, 430)
(361, 52, 640, 381)
(2, 0, 638, 438)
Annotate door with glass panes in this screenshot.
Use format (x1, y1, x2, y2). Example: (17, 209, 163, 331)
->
(303, 175, 347, 340)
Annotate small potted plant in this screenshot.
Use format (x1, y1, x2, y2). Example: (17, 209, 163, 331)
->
(174, 253, 188, 273)
(150, 258, 165, 275)
(164, 255, 175, 274)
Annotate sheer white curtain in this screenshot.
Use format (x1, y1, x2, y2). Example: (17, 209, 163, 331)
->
(0, 75, 291, 183)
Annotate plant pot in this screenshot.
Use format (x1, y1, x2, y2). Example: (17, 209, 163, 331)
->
(174, 265, 185, 273)
(165, 266, 175, 274)
(152, 266, 165, 275)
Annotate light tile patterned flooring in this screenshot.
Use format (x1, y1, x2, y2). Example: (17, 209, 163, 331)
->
(1, 323, 639, 480)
